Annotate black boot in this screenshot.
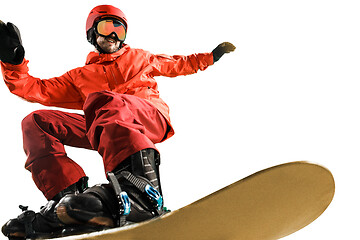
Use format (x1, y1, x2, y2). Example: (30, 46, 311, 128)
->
(56, 149, 165, 231)
(1, 177, 88, 239)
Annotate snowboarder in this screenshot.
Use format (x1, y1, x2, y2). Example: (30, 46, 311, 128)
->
(0, 4, 235, 239)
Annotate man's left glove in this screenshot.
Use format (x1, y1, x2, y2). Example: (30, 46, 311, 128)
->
(0, 20, 25, 65)
(212, 42, 236, 63)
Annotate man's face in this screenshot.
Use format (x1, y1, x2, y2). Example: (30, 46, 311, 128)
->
(96, 33, 121, 54)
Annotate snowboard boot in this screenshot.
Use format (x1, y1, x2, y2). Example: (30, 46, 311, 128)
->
(55, 149, 165, 233)
(1, 177, 88, 239)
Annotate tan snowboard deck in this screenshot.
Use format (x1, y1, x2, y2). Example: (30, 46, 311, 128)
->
(53, 161, 335, 240)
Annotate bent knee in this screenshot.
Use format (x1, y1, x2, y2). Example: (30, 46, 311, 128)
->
(21, 110, 62, 130)
(22, 110, 47, 129)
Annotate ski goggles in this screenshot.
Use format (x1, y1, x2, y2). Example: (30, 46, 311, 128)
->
(95, 18, 127, 41)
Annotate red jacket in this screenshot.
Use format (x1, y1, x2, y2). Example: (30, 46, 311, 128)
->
(1, 44, 214, 139)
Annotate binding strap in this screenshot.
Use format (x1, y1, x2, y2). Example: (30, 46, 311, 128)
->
(106, 172, 131, 227)
(17, 205, 36, 238)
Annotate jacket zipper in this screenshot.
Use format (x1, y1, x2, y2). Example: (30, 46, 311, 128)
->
(103, 66, 117, 90)
(109, 66, 118, 85)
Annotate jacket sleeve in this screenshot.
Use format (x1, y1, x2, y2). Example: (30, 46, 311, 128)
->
(150, 52, 214, 78)
(1, 60, 84, 110)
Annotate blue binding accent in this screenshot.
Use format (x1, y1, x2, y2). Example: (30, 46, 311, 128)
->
(120, 191, 131, 215)
(145, 184, 163, 211)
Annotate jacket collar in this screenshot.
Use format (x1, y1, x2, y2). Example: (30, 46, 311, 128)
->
(86, 44, 130, 65)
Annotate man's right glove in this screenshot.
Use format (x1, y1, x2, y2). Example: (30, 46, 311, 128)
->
(0, 20, 25, 65)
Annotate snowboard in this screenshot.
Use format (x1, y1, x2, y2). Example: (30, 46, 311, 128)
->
(50, 161, 335, 240)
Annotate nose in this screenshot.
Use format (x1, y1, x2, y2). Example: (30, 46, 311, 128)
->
(109, 32, 118, 40)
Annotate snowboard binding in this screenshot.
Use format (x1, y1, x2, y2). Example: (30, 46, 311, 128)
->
(1, 178, 89, 240)
(2, 149, 165, 239)
(55, 149, 166, 231)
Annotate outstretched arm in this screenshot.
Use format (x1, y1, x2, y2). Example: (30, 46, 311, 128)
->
(150, 52, 214, 78)
(150, 42, 236, 78)
(0, 21, 84, 110)
(1, 61, 84, 109)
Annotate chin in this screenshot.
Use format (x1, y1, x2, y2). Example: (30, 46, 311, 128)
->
(109, 48, 119, 53)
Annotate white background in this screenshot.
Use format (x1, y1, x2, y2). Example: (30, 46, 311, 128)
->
(0, 0, 359, 239)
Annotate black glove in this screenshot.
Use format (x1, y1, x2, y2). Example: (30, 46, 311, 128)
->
(0, 20, 25, 65)
(212, 42, 236, 63)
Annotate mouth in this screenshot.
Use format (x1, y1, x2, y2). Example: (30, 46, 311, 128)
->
(105, 37, 117, 44)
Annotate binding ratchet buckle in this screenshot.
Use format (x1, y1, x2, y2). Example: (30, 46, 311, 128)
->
(119, 191, 131, 215)
(145, 184, 163, 211)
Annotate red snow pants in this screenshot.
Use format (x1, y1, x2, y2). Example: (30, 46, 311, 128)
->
(22, 91, 170, 200)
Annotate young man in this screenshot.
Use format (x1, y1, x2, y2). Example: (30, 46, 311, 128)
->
(0, 5, 235, 239)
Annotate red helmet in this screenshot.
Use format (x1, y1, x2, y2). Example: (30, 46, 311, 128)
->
(86, 5, 128, 45)
(86, 5, 127, 32)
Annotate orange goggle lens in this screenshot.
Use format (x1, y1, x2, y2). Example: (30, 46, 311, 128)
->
(96, 19, 126, 41)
